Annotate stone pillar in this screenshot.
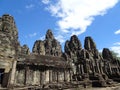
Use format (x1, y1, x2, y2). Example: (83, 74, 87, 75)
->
(84, 60, 89, 74)
(57, 71, 60, 82)
(65, 70, 70, 82)
(53, 70, 58, 82)
(104, 62, 108, 74)
(24, 66, 29, 85)
(64, 70, 70, 82)
(108, 63, 112, 75)
(33, 71, 36, 85)
(14, 70, 18, 85)
(64, 70, 66, 82)
(40, 71, 42, 85)
(116, 61, 120, 74)
(95, 60, 100, 73)
(97, 61, 101, 73)
(79, 65, 81, 74)
(41, 71, 45, 85)
(45, 70, 49, 83)
(26, 69, 33, 85)
(57, 71, 59, 82)
(117, 67, 120, 74)
(81, 65, 84, 74)
(69, 70, 72, 82)
(78, 65, 80, 74)
(91, 61, 95, 74)
(52, 70, 55, 82)
(33, 70, 40, 85)
(60, 71, 64, 82)
(49, 70, 52, 83)
(8, 60, 17, 87)
(101, 65, 104, 74)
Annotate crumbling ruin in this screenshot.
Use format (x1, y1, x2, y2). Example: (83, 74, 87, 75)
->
(0, 14, 120, 89)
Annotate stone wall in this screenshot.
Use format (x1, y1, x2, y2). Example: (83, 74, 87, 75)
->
(0, 14, 120, 88)
(0, 14, 20, 87)
(64, 35, 120, 87)
(15, 65, 71, 86)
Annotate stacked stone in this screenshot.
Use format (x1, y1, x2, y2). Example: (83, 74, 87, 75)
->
(1, 14, 120, 88)
(64, 35, 110, 86)
(0, 14, 23, 59)
(84, 37, 107, 86)
(84, 37, 104, 74)
(102, 48, 120, 80)
(32, 40, 45, 55)
(0, 14, 19, 60)
(64, 35, 82, 75)
(0, 14, 21, 87)
(32, 29, 62, 57)
(21, 45, 30, 55)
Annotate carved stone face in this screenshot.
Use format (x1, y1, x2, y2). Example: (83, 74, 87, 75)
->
(45, 30, 54, 40)
(39, 42, 45, 55)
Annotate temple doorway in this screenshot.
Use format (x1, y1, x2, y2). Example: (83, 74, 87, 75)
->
(0, 69, 4, 86)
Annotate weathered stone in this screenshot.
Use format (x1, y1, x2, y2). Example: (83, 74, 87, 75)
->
(32, 29, 62, 57)
(21, 44, 30, 55)
(1, 14, 120, 89)
(0, 14, 23, 87)
(64, 35, 82, 60)
(102, 48, 113, 60)
(84, 36, 96, 51)
(32, 40, 45, 55)
(45, 29, 54, 40)
(64, 36, 112, 87)
(0, 32, 15, 59)
(102, 48, 120, 81)
(65, 35, 82, 54)
(0, 14, 19, 75)
(64, 35, 83, 75)
(44, 29, 62, 56)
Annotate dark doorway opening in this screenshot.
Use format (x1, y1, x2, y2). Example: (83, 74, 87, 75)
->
(0, 69, 4, 85)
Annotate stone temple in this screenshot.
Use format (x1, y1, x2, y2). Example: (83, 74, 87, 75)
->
(0, 14, 120, 89)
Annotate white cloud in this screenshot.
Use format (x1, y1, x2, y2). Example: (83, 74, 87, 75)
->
(42, 0, 119, 43)
(29, 32, 37, 37)
(40, 35, 45, 40)
(110, 42, 120, 57)
(55, 35, 65, 43)
(113, 42, 120, 45)
(99, 49, 103, 53)
(110, 46, 120, 57)
(25, 4, 34, 9)
(115, 29, 120, 34)
(42, 0, 50, 4)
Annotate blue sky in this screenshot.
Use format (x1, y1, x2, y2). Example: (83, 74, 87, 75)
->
(0, 0, 120, 56)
